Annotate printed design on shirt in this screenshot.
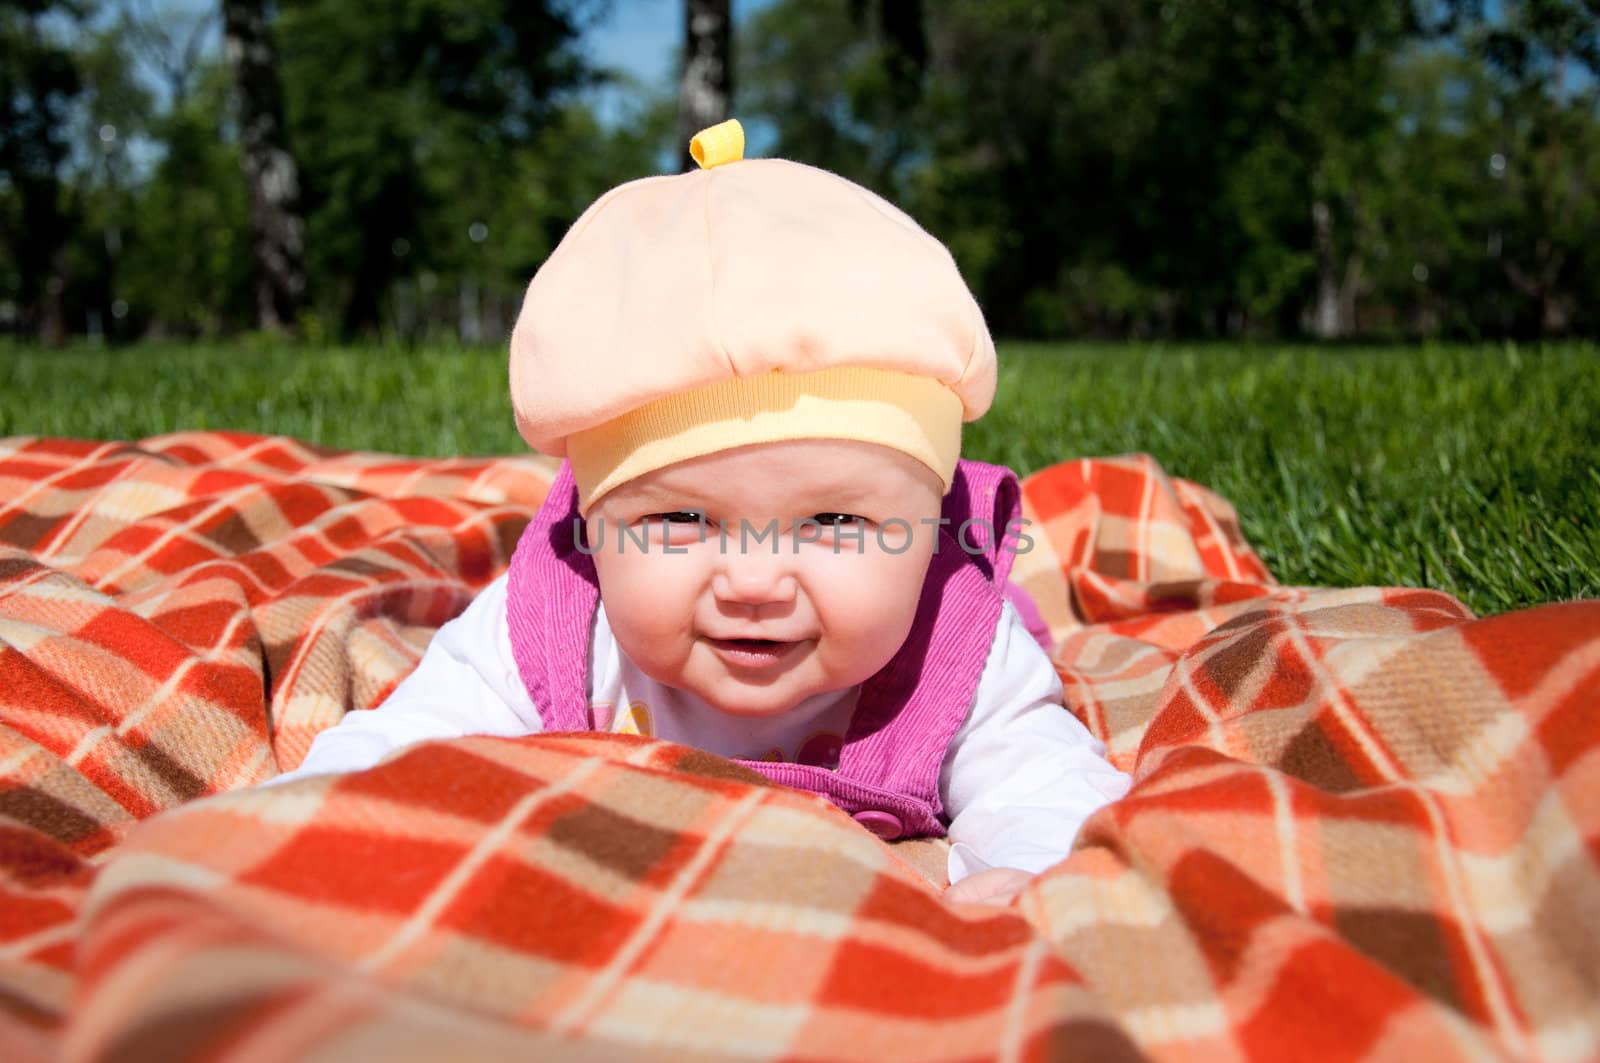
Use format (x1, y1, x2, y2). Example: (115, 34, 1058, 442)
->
(795, 730, 844, 770)
(752, 748, 784, 763)
(589, 701, 614, 731)
(613, 700, 653, 737)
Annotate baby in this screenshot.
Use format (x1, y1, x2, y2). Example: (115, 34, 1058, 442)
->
(273, 121, 1130, 906)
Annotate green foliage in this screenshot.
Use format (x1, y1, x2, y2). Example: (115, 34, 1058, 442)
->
(0, 0, 93, 334)
(118, 61, 255, 336)
(0, 0, 674, 343)
(740, 0, 1600, 340)
(4, 0, 1599, 343)
(275, 0, 647, 336)
(3, 341, 1595, 617)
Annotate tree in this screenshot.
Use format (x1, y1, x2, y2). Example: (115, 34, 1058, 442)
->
(1459, 0, 1600, 336)
(119, 58, 254, 336)
(72, 15, 158, 341)
(739, 0, 925, 194)
(1173, 0, 1420, 338)
(107, 1, 254, 337)
(0, 0, 94, 344)
(274, 0, 601, 337)
(678, 0, 732, 170)
(8, 0, 1593, 343)
(222, 0, 306, 334)
(742, 0, 1435, 339)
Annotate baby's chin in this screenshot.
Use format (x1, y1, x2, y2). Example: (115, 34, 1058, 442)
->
(681, 678, 833, 719)
(622, 641, 887, 718)
(672, 664, 861, 719)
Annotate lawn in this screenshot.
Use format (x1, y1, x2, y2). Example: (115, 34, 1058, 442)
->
(3, 341, 1596, 617)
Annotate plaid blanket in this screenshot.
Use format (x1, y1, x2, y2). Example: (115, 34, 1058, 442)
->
(0, 432, 1594, 1062)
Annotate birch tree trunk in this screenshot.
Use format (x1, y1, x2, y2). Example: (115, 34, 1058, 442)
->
(222, 0, 306, 334)
(1311, 199, 1349, 340)
(678, 0, 732, 172)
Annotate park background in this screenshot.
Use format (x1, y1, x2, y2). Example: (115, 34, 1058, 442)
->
(1, 0, 1597, 615)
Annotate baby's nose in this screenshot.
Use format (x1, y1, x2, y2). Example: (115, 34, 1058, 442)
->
(711, 553, 798, 605)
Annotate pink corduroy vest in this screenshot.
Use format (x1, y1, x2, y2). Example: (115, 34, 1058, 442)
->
(504, 459, 1026, 840)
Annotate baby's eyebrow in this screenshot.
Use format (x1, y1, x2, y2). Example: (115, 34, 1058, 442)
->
(613, 483, 709, 514)
(615, 472, 888, 514)
(633, 482, 704, 505)
(788, 480, 881, 509)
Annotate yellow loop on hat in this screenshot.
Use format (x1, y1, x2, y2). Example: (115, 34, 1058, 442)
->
(689, 119, 745, 169)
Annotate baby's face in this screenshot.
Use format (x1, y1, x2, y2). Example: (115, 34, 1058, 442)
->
(586, 439, 944, 718)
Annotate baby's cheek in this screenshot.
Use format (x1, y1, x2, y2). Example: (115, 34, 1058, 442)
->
(813, 556, 925, 675)
(595, 554, 699, 654)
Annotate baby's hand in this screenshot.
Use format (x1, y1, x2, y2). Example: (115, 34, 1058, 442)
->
(942, 867, 1035, 906)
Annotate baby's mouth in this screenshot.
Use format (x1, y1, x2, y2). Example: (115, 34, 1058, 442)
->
(706, 637, 803, 669)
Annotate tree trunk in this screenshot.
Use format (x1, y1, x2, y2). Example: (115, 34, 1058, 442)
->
(41, 261, 68, 348)
(222, 0, 307, 334)
(678, 0, 733, 172)
(1310, 198, 1349, 340)
(14, 174, 72, 346)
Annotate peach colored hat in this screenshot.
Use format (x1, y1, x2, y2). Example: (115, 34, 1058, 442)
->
(508, 119, 997, 512)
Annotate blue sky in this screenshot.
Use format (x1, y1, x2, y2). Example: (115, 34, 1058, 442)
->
(586, 0, 680, 93)
(583, 0, 773, 124)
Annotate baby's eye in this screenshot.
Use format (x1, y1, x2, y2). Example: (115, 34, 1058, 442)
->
(811, 513, 865, 527)
(649, 510, 704, 524)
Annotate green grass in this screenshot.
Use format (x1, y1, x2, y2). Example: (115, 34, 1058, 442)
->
(3, 341, 1597, 616)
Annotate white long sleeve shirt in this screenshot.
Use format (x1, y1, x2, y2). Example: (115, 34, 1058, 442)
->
(270, 573, 1131, 884)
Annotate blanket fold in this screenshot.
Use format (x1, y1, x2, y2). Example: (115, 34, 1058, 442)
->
(0, 432, 1594, 1062)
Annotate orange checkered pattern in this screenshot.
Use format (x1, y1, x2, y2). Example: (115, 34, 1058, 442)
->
(1, 433, 1595, 1061)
